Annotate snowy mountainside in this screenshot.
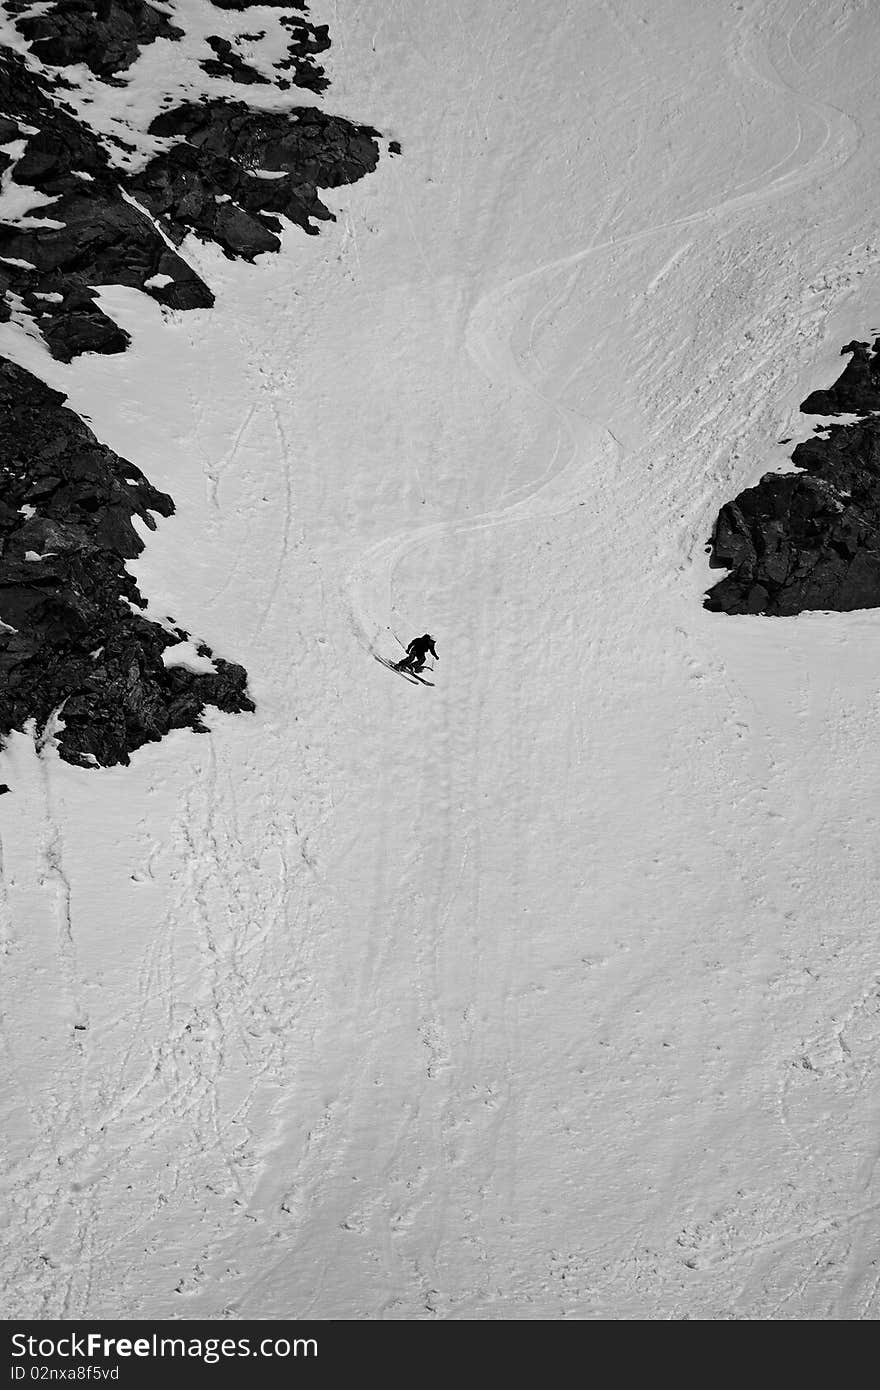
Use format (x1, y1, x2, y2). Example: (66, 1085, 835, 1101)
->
(2, 0, 880, 1321)
(0, 0, 386, 766)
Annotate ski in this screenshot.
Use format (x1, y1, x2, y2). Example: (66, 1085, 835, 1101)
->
(373, 654, 434, 686)
(374, 654, 420, 684)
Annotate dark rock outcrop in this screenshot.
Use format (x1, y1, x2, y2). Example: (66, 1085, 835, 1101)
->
(274, 14, 330, 94)
(131, 99, 380, 254)
(15, 0, 183, 81)
(800, 337, 880, 416)
(0, 44, 381, 354)
(0, 49, 215, 360)
(198, 0, 328, 89)
(706, 341, 880, 615)
(0, 360, 253, 767)
(201, 35, 270, 86)
(0, 0, 388, 771)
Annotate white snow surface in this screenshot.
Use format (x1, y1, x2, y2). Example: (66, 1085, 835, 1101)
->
(162, 641, 217, 676)
(3, 0, 880, 1320)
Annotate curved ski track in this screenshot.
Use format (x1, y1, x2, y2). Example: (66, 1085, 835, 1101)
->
(3, 0, 878, 1322)
(344, 0, 857, 661)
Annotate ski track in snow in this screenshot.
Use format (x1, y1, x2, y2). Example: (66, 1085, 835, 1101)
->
(345, 0, 857, 663)
(322, 0, 880, 1319)
(4, 0, 880, 1320)
(319, 0, 880, 1317)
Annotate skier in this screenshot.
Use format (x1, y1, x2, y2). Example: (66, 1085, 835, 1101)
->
(396, 633, 437, 674)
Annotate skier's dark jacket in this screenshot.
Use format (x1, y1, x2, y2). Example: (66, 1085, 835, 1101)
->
(406, 634, 437, 662)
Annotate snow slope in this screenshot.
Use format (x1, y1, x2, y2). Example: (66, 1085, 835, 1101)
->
(3, 0, 880, 1319)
